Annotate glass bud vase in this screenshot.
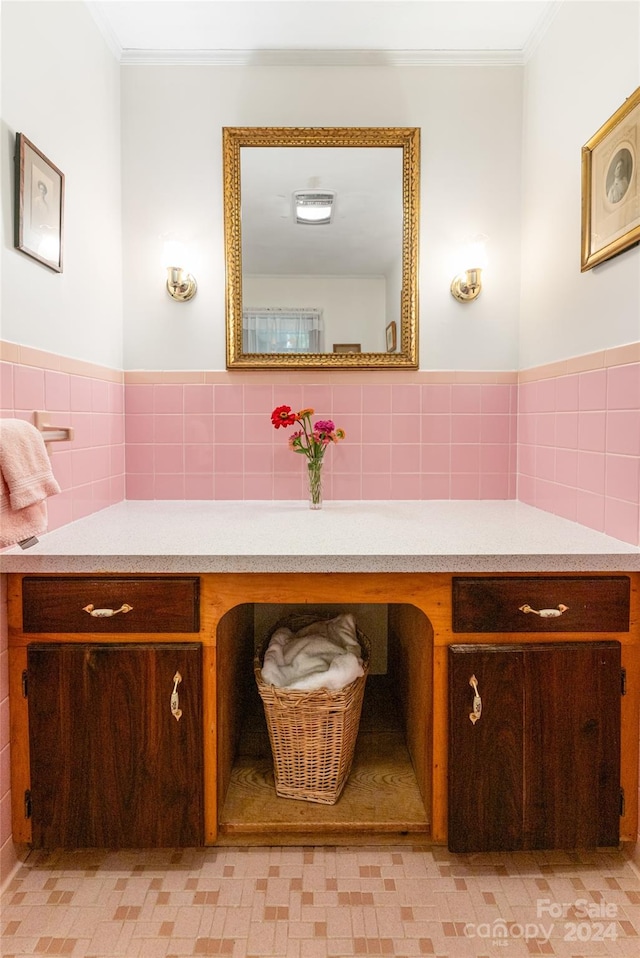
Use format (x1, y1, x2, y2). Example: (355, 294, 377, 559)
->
(307, 459, 323, 510)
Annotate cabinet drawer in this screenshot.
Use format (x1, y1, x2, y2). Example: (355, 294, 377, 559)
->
(22, 576, 200, 633)
(452, 576, 630, 633)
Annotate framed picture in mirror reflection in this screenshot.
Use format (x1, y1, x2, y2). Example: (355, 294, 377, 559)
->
(386, 321, 397, 353)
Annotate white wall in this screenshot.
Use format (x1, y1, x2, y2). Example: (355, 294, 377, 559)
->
(121, 64, 524, 371)
(2, 3, 638, 374)
(0, 0, 123, 369)
(519, 1, 640, 369)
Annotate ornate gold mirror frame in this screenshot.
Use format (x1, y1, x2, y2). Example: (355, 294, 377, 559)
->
(223, 127, 420, 369)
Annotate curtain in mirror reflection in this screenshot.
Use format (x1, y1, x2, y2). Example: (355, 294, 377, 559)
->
(242, 307, 324, 353)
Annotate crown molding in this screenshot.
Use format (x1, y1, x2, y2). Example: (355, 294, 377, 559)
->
(522, 0, 563, 62)
(85, 1, 123, 60)
(119, 47, 525, 67)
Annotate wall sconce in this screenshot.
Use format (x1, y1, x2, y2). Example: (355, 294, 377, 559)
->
(450, 234, 488, 303)
(167, 266, 197, 302)
(163, 240, 197, 302)
(451, 267, 483, 302)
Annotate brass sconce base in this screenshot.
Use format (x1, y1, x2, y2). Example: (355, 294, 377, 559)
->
(451, 268, 482, 303)
(166, 268, 197, 302)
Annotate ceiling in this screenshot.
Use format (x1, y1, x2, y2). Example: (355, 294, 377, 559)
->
(87, 1, 561, 64)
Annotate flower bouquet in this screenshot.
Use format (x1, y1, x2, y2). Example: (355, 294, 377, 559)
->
(271, 406, 345, 508)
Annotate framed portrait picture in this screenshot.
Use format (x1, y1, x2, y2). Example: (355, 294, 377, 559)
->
(581, 86, 640, 271)
(333, 343, 361, 354)
(14, 133, 64, 272)
(385, 320, 397, 352)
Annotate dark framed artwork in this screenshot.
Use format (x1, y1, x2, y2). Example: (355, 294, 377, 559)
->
(385, 320, 397, 352)
(333, 343, 361, 354)
(581, 86, 640, 271)
(14, 133, 64, 272)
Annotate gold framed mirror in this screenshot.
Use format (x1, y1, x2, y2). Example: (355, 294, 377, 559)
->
(223, 127, 420, 369)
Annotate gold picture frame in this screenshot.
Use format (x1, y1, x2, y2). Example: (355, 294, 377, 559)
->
(581, 86, 640, 271)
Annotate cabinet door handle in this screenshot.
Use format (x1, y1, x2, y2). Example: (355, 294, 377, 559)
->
(83, 603, 133, 617)
(469, 674, 482, 724)
(519, 603, 569, 618)
(171, 671, 183, 721)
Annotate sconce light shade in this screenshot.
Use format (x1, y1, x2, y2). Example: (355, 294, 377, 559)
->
(163, 240, 197, 302)
(166, 267, 197, 302)
(450, 234, 488, 303)
(451, 268, 483, 302)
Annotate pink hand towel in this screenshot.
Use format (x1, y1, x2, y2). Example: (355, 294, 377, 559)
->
(0, 418, 61, 548)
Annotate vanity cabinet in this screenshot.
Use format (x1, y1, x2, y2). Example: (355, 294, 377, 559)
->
(6, 570, 638, 851)
(11, 575, 204, 848)
(27, 642, 204, 848)
(447, 641, 622, 853)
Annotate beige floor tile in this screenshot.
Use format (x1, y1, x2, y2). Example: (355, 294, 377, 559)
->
(1, 846, 639, 958)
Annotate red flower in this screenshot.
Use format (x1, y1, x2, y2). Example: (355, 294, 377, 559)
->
(271, 405, 297, 429)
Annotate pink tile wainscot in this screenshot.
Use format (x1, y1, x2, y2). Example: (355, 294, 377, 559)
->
(517, 359, 640, 545)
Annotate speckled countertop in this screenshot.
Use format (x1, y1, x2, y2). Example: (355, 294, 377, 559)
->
(0, 500, 638, 573)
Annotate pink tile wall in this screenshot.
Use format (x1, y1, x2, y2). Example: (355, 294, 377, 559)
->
(518, 360, 640, 546)
(1, 358, 125, 531)
(124, 379, 518, 502)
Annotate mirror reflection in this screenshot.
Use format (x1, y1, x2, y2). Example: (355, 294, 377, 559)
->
(223, 128, 419, 369)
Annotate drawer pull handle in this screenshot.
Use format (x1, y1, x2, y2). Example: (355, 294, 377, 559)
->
(469, 674, 482, 724)
(83, 603, 134, 618)
(171, 671, 183, 722)
(519, 603, 569, 618)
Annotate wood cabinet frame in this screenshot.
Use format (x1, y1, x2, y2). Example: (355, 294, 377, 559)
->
(7, 570, 640, 848)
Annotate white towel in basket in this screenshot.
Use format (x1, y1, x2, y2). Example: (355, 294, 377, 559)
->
(261, 613, 364, 692)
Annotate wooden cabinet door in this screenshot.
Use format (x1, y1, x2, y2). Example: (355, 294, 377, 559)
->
(448, 642, 621, 853)
(448, 646, 525, 852)
(28, 643, 203, 848)
(524, 643, 621, 850)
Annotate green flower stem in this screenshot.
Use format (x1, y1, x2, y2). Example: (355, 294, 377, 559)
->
(307, 459, 323, 509)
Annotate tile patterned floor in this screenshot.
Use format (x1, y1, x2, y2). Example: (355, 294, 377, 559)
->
(1, 845, 639, 958)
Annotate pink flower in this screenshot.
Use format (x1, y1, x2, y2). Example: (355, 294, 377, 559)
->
(314, 420, 335, 434)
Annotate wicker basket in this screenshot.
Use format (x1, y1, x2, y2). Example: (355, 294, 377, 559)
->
(254, 616, 371, 805)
